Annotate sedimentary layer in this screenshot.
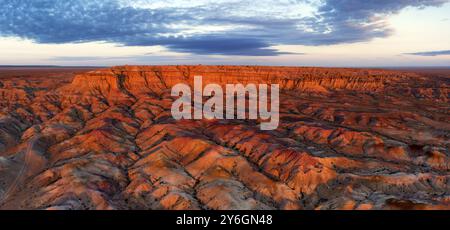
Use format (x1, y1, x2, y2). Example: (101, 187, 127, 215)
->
(0, 66, 449, 210)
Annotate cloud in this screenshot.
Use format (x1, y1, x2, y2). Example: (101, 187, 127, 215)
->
(405, 50, 450, 56)
(158, 36, 298, 56)
(306, 0, 448, 44)
(0, 0, 448, 56)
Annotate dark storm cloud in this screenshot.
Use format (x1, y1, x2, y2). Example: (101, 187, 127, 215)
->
(0, 0, 448, 56)
(406, 50, 450, 56)
(156, 36, 296, 56)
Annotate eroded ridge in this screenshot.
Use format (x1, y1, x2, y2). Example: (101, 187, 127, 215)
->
(0, 66, 449, 210)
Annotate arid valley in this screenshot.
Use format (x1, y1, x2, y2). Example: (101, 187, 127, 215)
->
(0, 66, 449, 210)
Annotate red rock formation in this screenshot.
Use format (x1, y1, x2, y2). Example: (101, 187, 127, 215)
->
(0, 66, 449, 210)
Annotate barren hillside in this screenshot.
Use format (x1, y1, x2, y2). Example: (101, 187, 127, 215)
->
(0, 66, 449, 210)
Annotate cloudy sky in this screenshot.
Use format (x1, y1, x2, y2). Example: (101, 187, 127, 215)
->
(0, 0, 449, 66)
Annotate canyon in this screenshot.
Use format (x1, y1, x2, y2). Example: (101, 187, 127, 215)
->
(0, 65, 449, 210)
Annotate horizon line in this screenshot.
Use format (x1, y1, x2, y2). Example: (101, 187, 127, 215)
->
(1, 64, 450, 69)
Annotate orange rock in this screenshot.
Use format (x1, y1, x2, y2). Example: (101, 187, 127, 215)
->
(0, 66, 448, 210)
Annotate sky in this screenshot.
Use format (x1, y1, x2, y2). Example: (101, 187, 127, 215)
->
(0, 0, 449, 67)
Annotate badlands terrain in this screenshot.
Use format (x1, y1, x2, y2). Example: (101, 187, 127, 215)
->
(0, 65, 449, 210)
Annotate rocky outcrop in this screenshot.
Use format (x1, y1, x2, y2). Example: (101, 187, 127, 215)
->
(67, 66, 406, 97)
(0, 66, 449, 210)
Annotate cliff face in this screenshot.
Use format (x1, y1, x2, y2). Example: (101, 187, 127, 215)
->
(65, 66, 448, 106)
(67, 66, 400, 96)
(0, 66, 449, 210)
